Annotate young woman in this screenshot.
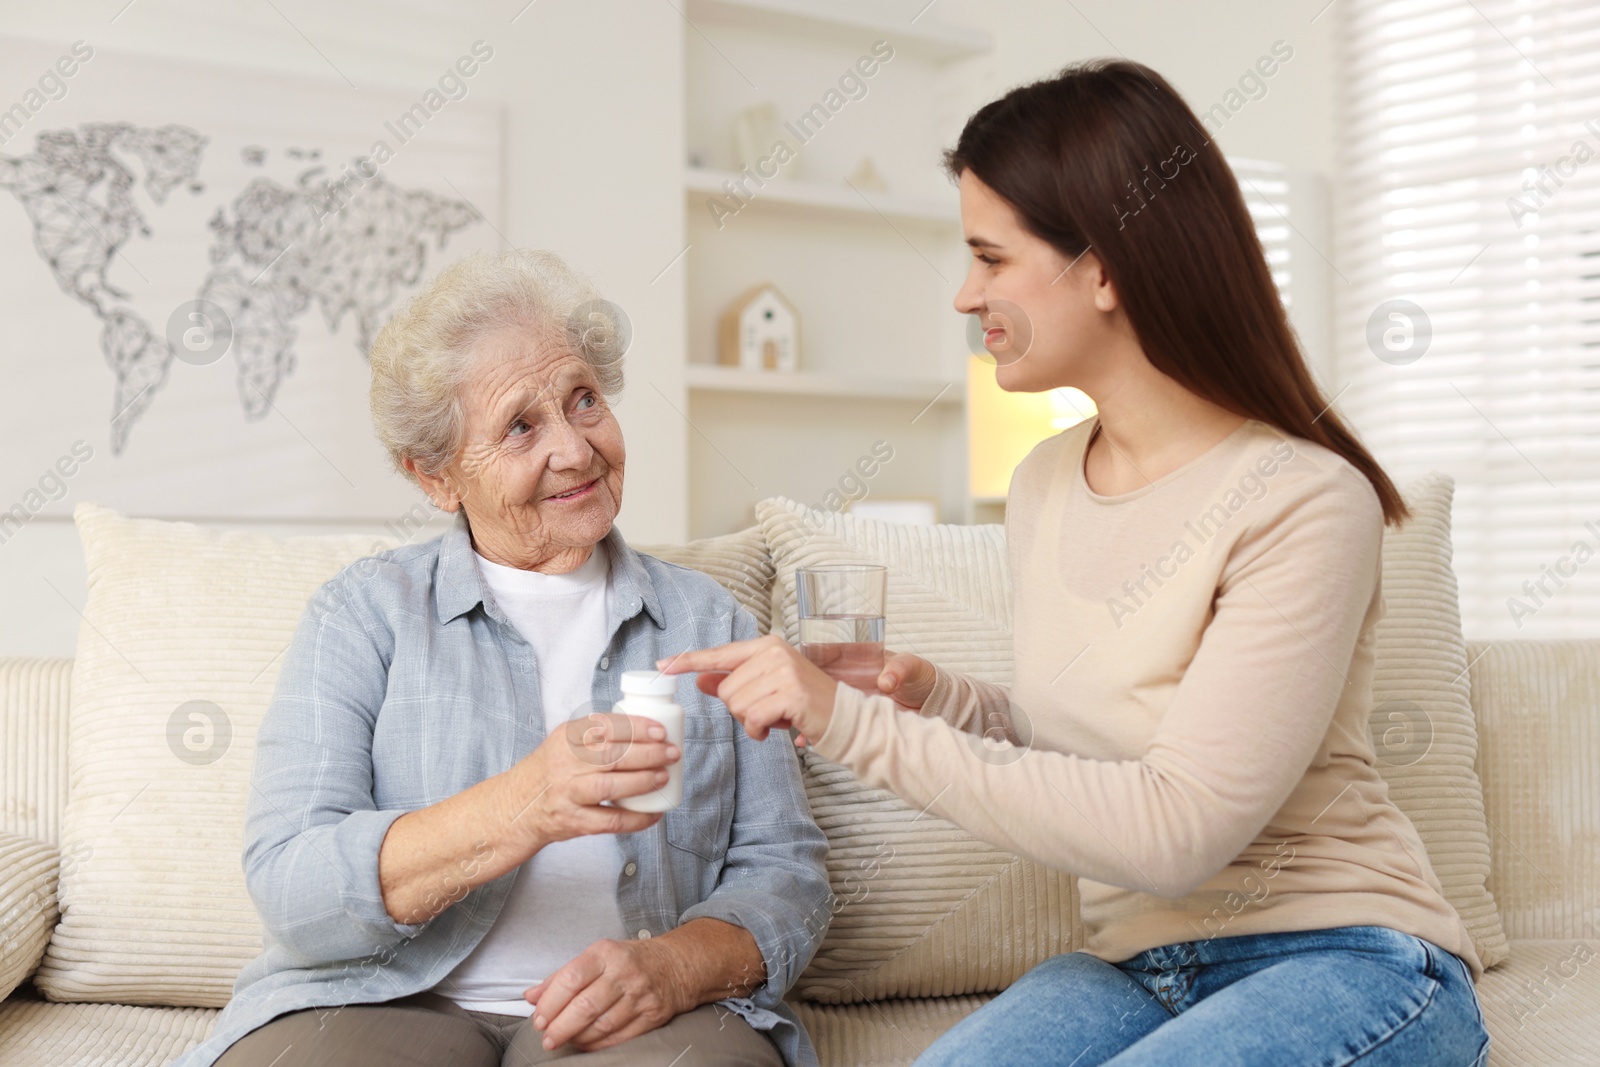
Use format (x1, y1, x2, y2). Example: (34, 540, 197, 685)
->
(660, 59, 1491, 1066)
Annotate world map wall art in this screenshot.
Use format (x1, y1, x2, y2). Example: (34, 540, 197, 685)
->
(0, 36, 505, 520)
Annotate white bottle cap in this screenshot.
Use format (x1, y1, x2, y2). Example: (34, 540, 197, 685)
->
(621, 670, 678, 697)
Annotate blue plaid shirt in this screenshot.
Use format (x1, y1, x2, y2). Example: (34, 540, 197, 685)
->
(174, 512, 831, 1067)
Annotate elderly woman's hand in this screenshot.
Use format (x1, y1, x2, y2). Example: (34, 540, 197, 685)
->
(506, 712, 681, 850)
(526, 916, 765, 1053)
(655, 634, 839, 744)
(524, 935, 685, 1051)
(380, 712, 683, 926)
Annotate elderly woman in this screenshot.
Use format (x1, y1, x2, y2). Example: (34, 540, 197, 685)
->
(174, 249, 832, 1067)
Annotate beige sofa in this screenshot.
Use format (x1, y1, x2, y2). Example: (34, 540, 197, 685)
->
(1, 485, 1596, 1066)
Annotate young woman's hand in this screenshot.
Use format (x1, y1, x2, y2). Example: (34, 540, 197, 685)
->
(876, 651, 938, 710)
(656, 635, 838, 743)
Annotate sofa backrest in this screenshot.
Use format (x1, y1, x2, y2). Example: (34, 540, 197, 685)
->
(1465, 638, 1600, 943)
(5, 638, 1598, 945)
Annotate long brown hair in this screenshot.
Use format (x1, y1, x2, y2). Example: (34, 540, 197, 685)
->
(944, 59, 1410, 526)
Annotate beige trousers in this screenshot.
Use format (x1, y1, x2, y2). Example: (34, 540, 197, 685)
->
(212, 990, 785, 1067)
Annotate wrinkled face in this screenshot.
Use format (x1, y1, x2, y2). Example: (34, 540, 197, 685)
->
(953, 168, 1120, 395)
(434, 325, 625, 571)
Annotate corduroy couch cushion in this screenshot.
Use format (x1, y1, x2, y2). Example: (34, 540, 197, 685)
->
(0, 833, 59, 1002)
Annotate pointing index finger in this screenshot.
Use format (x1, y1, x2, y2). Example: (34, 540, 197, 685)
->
(654, 637, 766, 674)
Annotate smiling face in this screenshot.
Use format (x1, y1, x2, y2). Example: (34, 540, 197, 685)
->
(953, 168, 1126, 395)
(407, 325, 625, 573)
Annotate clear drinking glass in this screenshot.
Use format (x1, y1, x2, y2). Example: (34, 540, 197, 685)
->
(796, 564, 887, 694)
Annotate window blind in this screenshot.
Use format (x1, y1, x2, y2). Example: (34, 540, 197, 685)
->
(1336, 0, 1600, 639)
(1231, 158, 1295, 310)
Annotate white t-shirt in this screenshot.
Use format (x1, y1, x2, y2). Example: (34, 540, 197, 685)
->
(438, 539, 628, 1015)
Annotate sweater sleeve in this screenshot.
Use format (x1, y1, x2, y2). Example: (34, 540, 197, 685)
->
(921, 664, 1016, 739)
(810, 469, 1385, 899)
(241, 574, 425, 964)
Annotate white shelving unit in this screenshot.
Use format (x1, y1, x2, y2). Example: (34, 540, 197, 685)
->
(680, 0, 990, 538)
(683, 166, 961, 225)
(685, 363, 961, 405)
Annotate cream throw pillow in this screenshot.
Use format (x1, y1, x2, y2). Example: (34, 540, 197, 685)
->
(637, 525, 774, 634)
(1371, 473, 1508, 967)
(763, 474, 1507, 1004)
(758, 497, 1085, 1004)
(38, 504, 776, 1006)
(36, 506, 397, 1005)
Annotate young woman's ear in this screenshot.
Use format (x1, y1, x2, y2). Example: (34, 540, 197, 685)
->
(1087, 253, 1121, 313)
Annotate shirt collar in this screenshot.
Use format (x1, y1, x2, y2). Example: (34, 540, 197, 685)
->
(434, 509, 665, 630)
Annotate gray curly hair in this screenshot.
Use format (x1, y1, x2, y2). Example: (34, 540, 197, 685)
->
(369, 248, 627, 485)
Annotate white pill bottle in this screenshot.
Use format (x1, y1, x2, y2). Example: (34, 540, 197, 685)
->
(614, 669, 685, 812)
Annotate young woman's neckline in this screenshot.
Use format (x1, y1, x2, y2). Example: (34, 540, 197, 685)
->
(1077, 413, 1257, 504)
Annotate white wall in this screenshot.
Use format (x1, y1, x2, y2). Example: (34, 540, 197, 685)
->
(0, 0, 1338, 660)
(938, 0, 1335, 171)
(0, 0, 686, 658)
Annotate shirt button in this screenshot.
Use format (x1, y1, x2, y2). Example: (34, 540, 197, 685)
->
(623, 862, 637, 876)
(637, 929, 652, 939)
(600, 655, 610, 670)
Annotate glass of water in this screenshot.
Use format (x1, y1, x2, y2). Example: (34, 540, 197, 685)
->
(796, 564, 887, 694)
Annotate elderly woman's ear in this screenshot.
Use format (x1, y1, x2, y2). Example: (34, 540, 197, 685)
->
(401, 455, 464, 513)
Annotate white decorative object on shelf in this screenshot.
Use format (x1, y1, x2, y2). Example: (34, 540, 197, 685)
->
(846, 156, 888, 192)
(718, 284, 799, 371)
(732, 102, 797, 179)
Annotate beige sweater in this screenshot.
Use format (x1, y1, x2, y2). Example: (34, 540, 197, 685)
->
(812, 414, 1484, 978)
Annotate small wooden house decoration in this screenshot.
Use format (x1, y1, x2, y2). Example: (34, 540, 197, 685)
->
(718, 283, 799, 371)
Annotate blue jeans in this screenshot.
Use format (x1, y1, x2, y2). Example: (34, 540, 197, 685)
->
(915, 925, 1490, 1067)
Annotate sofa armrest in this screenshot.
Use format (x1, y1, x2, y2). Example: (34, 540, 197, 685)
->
(0, 832, 59, 999)
(1467, 638, 1600, 942)
(0, 657, 73, 846)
